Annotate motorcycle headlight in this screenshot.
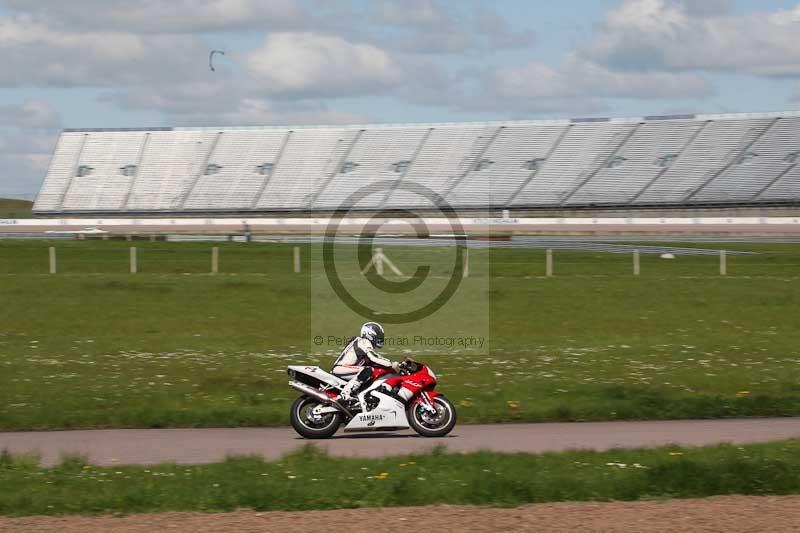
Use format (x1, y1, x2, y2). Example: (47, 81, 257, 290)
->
(427, 369, 437, 381)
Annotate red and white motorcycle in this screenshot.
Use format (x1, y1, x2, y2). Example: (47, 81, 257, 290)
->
(287, 359, 456, 439)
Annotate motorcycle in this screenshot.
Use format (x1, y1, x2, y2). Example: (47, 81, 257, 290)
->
(287, 359, 457, 439)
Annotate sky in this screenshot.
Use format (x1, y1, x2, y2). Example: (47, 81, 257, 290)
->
(2, 0, 800, 199)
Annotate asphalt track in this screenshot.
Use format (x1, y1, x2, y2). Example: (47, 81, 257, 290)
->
(1, 418, 799, 467)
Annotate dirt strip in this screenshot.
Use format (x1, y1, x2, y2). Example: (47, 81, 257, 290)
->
(2, 496, 799, 532)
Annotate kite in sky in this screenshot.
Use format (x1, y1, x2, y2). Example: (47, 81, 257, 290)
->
(209, 50, 225, 72)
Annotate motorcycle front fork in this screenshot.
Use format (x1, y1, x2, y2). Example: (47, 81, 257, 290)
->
(418, 392, 438, 414)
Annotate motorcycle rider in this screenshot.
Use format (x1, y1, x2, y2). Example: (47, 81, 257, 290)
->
(332, 322, 401, 403)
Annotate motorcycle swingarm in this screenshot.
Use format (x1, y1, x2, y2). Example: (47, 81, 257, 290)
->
(311, 405, 340, 415)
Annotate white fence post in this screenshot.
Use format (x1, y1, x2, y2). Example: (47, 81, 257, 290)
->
(720, 250, 727, 276)
(375, 247, 384, 276)
(130, 247, 137, 274)
(293, 246, 301, 273)
(212, 247, 219, 274)
(546, 249, 553, 277)
(633, 249, 640, 276)
(463, 246, 469, 278)
(49, 247, 56, 274)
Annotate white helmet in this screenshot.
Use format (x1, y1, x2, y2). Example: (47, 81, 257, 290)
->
(360, 322, 385, 348)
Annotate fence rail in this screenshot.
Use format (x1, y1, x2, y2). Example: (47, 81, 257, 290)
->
(24, 245, 769, 277)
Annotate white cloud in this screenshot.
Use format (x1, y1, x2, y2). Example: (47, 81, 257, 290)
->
(671, 0, 731, 17)
(0, 129, 56, 155)
(102, 81, 246, 115)
(246, 33, 403, 97)
(458, 93, 609, 117)
(0, 129, 58, 199)
(0, 19, 209, 87)
(391, 55, 462, 106)
(371, 0, 450, 29)
(177, 98, 371, 126)
(0, 100, 60, 128)
(585, 0, 800, 77)
(479, 54, 713, 113)
(368, 0, 534, 54)
(792, 82, 800, 102)
(384, 29, 475, 55)
(4, 0, 307, 33)
(473, 6, 536, 50)
(103, 81, 371, 126)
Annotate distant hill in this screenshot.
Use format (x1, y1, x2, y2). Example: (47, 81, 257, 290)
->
(0, 198, 34, 218)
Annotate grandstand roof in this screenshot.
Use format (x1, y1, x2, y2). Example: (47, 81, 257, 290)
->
(37, 110, 800, 214)
(62, 109, 800, 133)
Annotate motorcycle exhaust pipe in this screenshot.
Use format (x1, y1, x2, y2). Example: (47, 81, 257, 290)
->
(288, 380, 354, 418)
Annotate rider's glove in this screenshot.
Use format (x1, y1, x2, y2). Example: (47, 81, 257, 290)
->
(391, 361, 401, 372)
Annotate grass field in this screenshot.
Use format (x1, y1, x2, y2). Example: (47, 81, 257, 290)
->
(1, 440, 799, 515)
(0, 240, 799, 430)
(0, 199, 32, 219)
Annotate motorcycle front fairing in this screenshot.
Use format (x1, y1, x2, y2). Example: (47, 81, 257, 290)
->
(382, 365, 436, 396)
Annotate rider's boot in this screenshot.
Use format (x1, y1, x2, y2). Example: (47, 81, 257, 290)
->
(339, 367, 373, 405)
(338, 378, 361, 403)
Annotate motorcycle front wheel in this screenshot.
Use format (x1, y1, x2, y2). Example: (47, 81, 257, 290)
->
(290, 396, 342, 439)
(407, 395, 457, 438)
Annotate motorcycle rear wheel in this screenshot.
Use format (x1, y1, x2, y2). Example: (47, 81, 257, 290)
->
(407, 395, 457, 438)
(290, 396, 342, 439)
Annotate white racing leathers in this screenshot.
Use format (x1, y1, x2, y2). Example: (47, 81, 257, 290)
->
(332, 337, 394, 401)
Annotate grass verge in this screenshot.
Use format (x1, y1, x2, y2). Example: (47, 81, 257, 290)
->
(1, 240, 799, 429)
(0, 199, 32, 219)
(1, 440, 800, 516)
